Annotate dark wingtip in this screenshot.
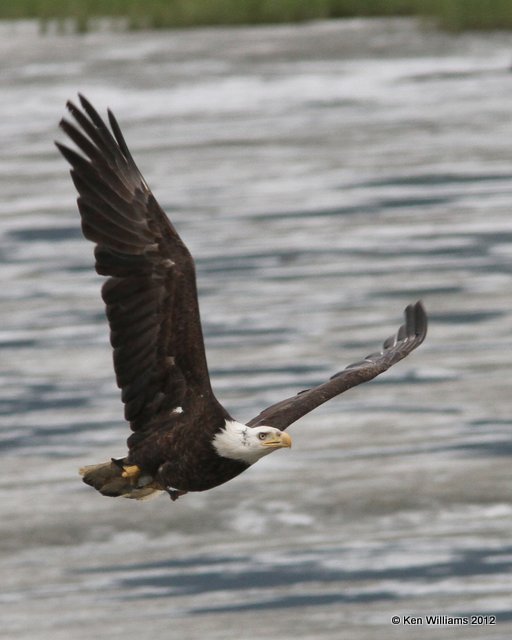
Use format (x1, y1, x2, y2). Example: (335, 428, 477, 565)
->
(54, 139, 72, 160)
(412, 299, 428, 342)
(381, 300, 427, 355)
(76, 93, 106, 128)
(58, 116, 69, 132)
(58, 117, 76, 137)
(78, 92, 91, 110)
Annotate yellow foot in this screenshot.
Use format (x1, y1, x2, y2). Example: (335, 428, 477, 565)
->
(121, 464, 141, 480)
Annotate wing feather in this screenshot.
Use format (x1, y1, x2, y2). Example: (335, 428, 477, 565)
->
(57, 95, 228, 435)
(247, 301, 427, 430)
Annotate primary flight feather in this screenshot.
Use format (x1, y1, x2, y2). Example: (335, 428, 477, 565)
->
(57, 95, 427, 502)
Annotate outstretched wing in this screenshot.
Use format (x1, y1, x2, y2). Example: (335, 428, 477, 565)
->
(57, 95, 228, 434)
(247, 301, 427, 430)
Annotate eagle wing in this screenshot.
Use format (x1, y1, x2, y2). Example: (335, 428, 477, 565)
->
(57, 95, 228, 435)
(247, 301, 427, 430)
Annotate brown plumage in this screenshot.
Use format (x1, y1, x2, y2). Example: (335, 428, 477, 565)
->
(57, 95, 427, 502)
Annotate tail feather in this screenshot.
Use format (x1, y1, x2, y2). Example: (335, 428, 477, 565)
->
(79, 460, 162, 500)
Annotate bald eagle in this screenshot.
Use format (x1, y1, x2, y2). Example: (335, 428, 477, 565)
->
(57, 95, 427, 502)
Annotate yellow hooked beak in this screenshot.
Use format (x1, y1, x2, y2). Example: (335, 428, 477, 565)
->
(263, 432, 292, 449)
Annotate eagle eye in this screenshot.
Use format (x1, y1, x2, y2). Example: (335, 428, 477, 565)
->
(258, 432, 267, 441)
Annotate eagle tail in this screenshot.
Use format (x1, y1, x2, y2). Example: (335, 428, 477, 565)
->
(79, 460, 162, 501)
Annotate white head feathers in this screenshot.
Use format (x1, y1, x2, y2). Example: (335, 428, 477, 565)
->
(213, 420, 292, 465)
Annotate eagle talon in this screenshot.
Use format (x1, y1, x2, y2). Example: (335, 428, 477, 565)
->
(121, 464, 141, 481)
(166, 487, 188, 501)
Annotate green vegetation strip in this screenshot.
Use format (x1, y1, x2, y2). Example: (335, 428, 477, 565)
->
(1, 0, 512, 32)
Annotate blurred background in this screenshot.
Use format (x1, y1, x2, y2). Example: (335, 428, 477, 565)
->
(1, 4, 511, 640)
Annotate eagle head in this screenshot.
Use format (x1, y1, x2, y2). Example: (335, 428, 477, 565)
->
(213, 421, 292, 465)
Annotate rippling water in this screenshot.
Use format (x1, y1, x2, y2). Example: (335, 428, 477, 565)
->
(1, 17, 511, 640)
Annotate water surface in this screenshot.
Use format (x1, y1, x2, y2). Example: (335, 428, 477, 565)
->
(1, 17, 511, 640)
